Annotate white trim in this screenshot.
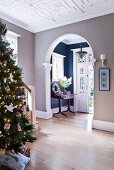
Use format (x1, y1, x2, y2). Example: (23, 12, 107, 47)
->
(73, 49, 94, 113)
(73, 51, 77, 95)
(73, 94, 78, 112)
(36, 106, 75, 119)
(46, 34, 84, 62)
(42, 62, 52, 69)
(6, 30, 19, 65)
(44, 34, 94, 115)
(52, 52, 66, 58)
(36, 110, 53, 119)
(0, 11, 29, 32)
(35, 8, 114, 33)
(7, 30, 21, 38)
(29, 86, 36, 127)
(42, 63, 53, 115)
(92, 119, 114, 132)
(1, 8, 114, 33)
(52, 52, 65, 81)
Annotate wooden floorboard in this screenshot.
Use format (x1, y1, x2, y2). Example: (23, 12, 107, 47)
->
(1, 112, 114, 170)
(26, 112, 114, 170)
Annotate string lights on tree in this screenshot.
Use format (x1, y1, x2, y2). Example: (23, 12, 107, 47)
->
(0, 19, 36, 153)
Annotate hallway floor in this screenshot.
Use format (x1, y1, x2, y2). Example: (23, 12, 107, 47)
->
(26, 113, 114, 170)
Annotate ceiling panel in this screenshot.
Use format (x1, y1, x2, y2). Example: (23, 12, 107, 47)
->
(0, 0, 114, 32)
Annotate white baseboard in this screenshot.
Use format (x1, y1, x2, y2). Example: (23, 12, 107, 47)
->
(36, 110, 53, 119)
(36, 106, 75, 120)
(92, 119, 114, 132)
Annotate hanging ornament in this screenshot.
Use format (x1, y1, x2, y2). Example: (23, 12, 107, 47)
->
(16, 113, 21, 117)
(9, 73, 13, 81)
(4, 123, 11, 130)
(16, 87, 20, 94)
(5, 86, 10, 93)
(4, 78, 7, 83)
(17, 123, 21, 131)
(23, 104, 27, 116)
(5, 104, 17, 112)
(1, 101, 5, 106)
(26, 105, 30, 112)
(10, 53, 18, 61)
(1, 35, 7, 42)
(18, 107, 23, 114)
(4, 117, 10, 123)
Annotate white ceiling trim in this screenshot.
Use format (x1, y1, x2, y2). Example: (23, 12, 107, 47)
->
(7, 30, 21, 38)
(1, 8, 113, 33)
(0, 0, 114, 33)
(0, 11, 28, 27)
(33, 8, 114, 33)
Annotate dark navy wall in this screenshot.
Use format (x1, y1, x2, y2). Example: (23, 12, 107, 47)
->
(53, 42, 68, 77)
(51, 41, 89, 108)
(69, 42, 89, 49)
(54, 42, 68, 56)
(66, 45, 73, 92)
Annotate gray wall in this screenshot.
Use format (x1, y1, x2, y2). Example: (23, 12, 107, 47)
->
(35, 14, 114, 122)
(4, 20, 34, 85)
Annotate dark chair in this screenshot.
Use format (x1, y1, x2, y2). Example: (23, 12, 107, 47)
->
(51, 82, 66, 116)
(51, 82, 62, 98)
(51, 82, 74, 117)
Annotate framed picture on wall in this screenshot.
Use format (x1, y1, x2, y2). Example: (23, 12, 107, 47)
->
(99, 68, 110, 91)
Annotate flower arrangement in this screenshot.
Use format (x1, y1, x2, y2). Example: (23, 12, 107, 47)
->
(58, 76, 72, 92)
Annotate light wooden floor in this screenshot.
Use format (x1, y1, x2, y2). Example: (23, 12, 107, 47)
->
(26, 113, 114, 170)
(1, 113, 114, 170)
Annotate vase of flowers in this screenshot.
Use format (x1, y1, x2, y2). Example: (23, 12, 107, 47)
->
(58, 76, 72, 94)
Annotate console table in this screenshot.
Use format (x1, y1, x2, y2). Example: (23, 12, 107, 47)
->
(53, 94, 74, 117)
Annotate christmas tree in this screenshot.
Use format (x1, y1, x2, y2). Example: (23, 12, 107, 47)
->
(0, 20, 36, 153)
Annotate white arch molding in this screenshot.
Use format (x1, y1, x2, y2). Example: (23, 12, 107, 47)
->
(42, 34, 94, 119)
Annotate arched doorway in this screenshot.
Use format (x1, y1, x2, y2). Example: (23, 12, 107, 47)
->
(43, 34, 94, 118)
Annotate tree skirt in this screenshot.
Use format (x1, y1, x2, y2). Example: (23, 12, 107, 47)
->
(0, 151, 30, 170)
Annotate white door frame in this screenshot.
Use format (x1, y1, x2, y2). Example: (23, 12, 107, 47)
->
(73, 49, 94, 113)
(43, 34, 94, 119)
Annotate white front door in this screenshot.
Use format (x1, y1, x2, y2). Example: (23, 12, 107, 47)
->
(76, 55, 89, 113)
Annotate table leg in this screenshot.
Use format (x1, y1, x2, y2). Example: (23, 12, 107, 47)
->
(53, 99, 67, 117)
(67, 99, 75, 113)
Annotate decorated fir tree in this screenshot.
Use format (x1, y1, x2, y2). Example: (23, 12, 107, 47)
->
(0, 20, 36, 153)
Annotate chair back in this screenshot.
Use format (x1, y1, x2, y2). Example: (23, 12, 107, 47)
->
(51, 82, 62, 98)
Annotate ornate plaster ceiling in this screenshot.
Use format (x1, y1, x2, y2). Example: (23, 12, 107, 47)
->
(0, 0, 114, 33)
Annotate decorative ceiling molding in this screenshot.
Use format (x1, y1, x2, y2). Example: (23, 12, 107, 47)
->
(0, 0, 114, 33)
(0, 11, 28, 27)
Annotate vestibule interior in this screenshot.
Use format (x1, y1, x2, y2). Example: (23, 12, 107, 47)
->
(50, 35, 94, 115)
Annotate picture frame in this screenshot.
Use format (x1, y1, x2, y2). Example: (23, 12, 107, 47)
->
(99, 68, 110, 91)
